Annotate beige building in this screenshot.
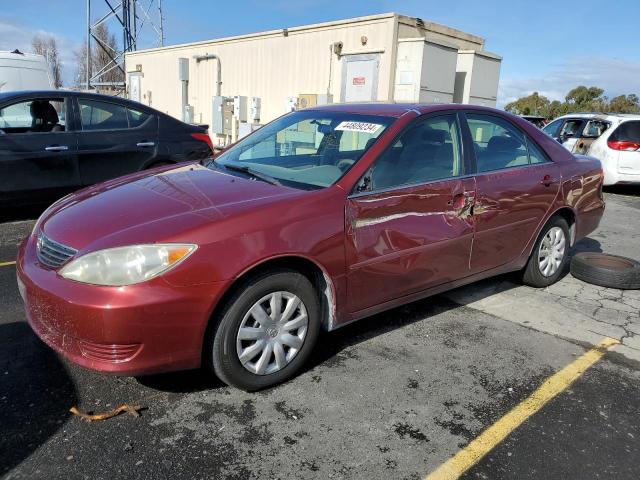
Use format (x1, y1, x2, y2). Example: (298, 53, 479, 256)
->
(124, 13, 501, 145)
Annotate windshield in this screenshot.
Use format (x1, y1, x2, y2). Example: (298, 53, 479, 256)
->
(211, 111, 394, 189)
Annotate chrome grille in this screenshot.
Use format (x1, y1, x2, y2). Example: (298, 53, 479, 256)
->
(37, 233, 77, 269)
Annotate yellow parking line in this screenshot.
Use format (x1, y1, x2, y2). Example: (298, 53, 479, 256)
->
(0, 261, 16, 267)
(425, 337, 620, 480)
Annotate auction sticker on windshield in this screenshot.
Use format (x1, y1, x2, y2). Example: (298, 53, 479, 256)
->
(335, 121, 383, 134)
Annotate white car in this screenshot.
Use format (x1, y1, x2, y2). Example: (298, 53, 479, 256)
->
(543, 113, 640, 186)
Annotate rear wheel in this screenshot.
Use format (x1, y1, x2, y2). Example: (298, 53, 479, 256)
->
(521, 216, 569, 287)
(209, 269, 320, 391)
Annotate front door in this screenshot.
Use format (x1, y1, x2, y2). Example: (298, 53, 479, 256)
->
(346, 113, 475, 313)
(0, 96, 79, 204)
(464, 112, 562, 274)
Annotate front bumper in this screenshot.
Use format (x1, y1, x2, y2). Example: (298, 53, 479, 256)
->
(17, 235, 226, 375)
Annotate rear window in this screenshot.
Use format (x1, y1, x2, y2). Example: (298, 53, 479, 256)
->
(610, 121, 640, 142)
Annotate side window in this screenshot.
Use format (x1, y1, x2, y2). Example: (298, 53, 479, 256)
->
(0, 99, 66, 133)
(370, 114, 462, 190)
(466, 114, 529, 172)
(559, 120, 583, 138)
(527, 139, 549, 164)
(542, 119, 562, 138)
(583, 120, 609, 138)
(127, 108, 151, 128)
(78, 99, 129, 131)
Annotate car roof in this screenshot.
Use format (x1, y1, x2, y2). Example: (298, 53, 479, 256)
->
(308, 102, 508, 118)
(0, 89, 152, 111)
(552, 112, 640, 122)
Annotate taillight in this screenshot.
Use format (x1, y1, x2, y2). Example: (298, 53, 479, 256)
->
(607, 140, 640, 151)
(191, 132, 214, 153)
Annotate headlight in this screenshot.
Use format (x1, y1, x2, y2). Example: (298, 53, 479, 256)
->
(59, 244, 197, 286)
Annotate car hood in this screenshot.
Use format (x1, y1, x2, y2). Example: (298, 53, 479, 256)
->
(40, 163, 301, 251)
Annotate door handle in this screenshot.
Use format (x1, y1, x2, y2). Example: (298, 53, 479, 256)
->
(44, 145, 69, 152)
(540, 175, 558, 187)
(137, 141, 155, 147)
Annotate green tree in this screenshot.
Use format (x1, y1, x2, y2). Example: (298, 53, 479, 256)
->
(505, 92, 550, 116)
(608, 94, 640, 114)
(506, 86, 640, 118)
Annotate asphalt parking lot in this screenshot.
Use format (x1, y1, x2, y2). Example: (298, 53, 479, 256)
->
(1, 188, 639, 480)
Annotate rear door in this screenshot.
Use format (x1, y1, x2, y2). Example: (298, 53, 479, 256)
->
(463, 112, 561, 274)
(345, 113, 475, 313)
(609, 120, 640, 175)
(75, 97, 158, 185)
(0, 95, 79, 204)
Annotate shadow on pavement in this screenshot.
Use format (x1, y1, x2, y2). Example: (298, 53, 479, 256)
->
(604, 185, 640, 197)
(136, 368, 225, 393)
(0, 322, 77, 475)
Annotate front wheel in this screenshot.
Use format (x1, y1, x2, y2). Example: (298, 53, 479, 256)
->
(521, 216, 570, 288)
(209, 269, 320, 391)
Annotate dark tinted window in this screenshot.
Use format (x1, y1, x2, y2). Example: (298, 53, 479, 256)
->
(370, 114, 463, 190)
(0, 98, 66, 133)
(128, 108, 151, 128)
(610, 121, 640, 142)
(79, 99, 128, 130)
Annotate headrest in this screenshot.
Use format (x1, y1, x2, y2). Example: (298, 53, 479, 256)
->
(422, 129, 446, 145)
(30, 100, 44, 118)
(487, 135, 521, 151)
(41, 102, 59, 125)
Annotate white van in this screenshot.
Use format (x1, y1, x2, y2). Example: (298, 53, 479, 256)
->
(0, 50, 53, 93)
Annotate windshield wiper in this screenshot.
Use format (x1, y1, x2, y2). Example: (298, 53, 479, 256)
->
(222, 163, 282, 186)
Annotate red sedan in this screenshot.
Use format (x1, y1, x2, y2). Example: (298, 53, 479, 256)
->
(17, 104, 605, 390)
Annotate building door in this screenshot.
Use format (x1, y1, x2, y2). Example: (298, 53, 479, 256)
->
(341, 54, 379, 102)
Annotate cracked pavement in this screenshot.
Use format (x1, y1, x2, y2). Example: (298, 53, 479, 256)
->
(1, 189, 639, 480)
(445, 190, 640, 363)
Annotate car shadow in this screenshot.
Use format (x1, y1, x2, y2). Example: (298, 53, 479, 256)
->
(0, 322, 78, 475)
(133, 235, 604, 393)
(136, 368, 226, 393)
(604, 185, 640, 197)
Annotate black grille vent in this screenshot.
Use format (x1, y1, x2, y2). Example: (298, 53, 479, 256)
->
(37, 233, 77, 269)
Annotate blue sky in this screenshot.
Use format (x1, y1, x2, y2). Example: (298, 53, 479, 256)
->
(1, 0, 639, 106)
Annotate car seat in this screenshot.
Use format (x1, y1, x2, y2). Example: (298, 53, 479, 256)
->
(479, 135, 526, 171)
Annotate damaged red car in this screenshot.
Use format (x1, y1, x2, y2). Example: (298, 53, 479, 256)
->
(17, 104, 605, 390)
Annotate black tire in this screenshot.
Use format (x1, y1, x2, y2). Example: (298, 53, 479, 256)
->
(209, 269, 320, 391)
(570, 253, 640, 290)
(521, 216, 570, 288)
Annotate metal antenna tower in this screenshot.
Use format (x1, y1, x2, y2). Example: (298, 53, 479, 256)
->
(85, 0, 164, 90)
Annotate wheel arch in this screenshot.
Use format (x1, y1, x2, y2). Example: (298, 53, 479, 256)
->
(201, 254, 337, 364)
(520, 205, 577, 266)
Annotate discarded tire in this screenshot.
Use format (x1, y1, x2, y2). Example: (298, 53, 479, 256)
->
(570, 253, 640, 290)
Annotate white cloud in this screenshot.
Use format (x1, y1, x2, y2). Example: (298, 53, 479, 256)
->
(498, 56, 640, 107)
(0, 18, 81, 86)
